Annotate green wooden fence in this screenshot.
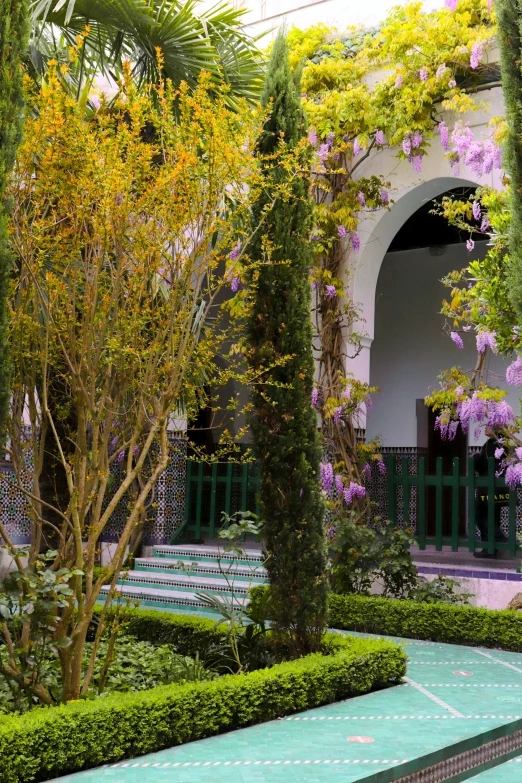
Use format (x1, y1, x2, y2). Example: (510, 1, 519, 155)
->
(178, 460, 261, 542)
(387, 455, 519, 555)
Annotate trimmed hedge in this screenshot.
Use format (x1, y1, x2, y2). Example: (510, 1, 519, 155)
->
(329, 593, 522, 651)
(93, 605, 227, 657)
(0, 634, 405, 783)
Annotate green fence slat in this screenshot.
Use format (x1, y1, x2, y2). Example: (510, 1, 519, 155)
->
(487, 457, 496, 554)
(225, 462, 233, 519)
(241, 463, 249, 511)
(417, 457, 426, 550)
(195, 461, 204, 540)
(386, 454, 396, 525)
(435, 457, 443, 551)
(509, 485, 517, 556)
(451, 458, 459, 552)
(467, 458, 476, 553)
(209, 463, 218, 539)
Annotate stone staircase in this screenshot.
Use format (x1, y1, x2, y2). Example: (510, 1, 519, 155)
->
(100, 544, 267, 616)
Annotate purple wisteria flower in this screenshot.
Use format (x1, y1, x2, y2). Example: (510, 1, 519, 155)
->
(318, 144, 330, 161)
(412, 155, 423, 174)
(358, 191, 366, 207)
(312, 388, 319, 407)
(436, 63, 447, 78)
(353, 137, 361, 156)
(516, 447, 522, 461)
(326, 131, 335, 146)
(395, 73, 403, 89)
(308, 128, 317, 146)
(412, 131, 423, 149)
(448, 420, 459, 440)
(470, 41, 483, 70)
(109, 435, 119, 452)
(229, 240, 241, 261)
(476, 330, 497, 353)
(133, 445, 140, 458)
(333, 405, 343, 423)
(365, 393, 373, 413)
(466, 238, 475, 251)
(342, 386, 351, 400)
(362, 463, 372, 481)
(117, 450, 126, 463)
(472, 201, 482, 221)
(381, 189, 389, 205)
(455, 385, 464, 396)
(375, 130, 386, 146)
(419, 67, 429, 82)
(435, 415, 449, 439)
(449, 79, 457, 88)
(438, 121, 450, 153)
(325, 285, 337, 298)
(495, 447, 505, 459)
(337, 225, 347, 238)
(335, 474, 344, 494)
(344, 481, 367, 505)
(451, 331, 464, 349)
(231, 277, 241, 293)
(480, 216, 490, 233)
(402, 135, 411, 156)
(377, 458, 387, 475)
(321, 462, 334, 493)
(507, 357, 522, 386)
(351, 232, 361, 252)
(505, 462, 522, 489)
(488, 400, 514, 428)
(445, 0, 458, 10)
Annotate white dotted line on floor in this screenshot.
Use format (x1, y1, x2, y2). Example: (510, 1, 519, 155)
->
(414, 684, 522, 688)
(105, 759, 410, 769)
(285, 715, 521, 721)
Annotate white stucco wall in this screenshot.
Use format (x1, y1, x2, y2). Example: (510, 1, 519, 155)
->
(365, 241, 518, 447)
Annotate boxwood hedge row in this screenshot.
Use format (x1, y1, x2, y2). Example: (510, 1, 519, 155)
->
(0, 617, 405, 783)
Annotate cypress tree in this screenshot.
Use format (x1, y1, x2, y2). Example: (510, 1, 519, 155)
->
(497, 0, 522, 318)
(0, 0, 28, 436)
(247, 31, 328, 654)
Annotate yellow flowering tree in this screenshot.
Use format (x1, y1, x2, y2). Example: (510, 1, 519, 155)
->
(1, 61, 288, 704)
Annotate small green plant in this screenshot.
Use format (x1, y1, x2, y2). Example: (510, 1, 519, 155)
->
(329, 512, 418, 598)
(409, 575, 472, 605)
(195, 511, 275, 672)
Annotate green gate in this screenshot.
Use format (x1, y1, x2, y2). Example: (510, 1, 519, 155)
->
(387, 455, 519, 555)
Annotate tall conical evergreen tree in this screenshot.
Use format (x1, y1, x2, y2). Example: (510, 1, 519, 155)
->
(497, 0, 522, 318)
(247, 31, 328, 654)
(0, 0, 28, 437)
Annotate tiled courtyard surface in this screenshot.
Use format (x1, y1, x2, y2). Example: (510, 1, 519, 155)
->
(467, 755, 522, 781)
(56, 633, 522, 782)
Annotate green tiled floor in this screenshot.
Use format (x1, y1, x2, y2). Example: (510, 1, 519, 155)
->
(467, 755, 522, 781)
(55, 634, 522, 783)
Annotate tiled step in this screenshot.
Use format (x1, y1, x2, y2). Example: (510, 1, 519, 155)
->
(117, 570, 251, 595)
(135, 556, 267, 582)
(152, 544, 264, 568)
(99, 583, 249, 614)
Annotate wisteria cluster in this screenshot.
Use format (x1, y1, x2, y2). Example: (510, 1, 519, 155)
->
(439, 121, 503, 179)
(506, 356, 522, 386)
(435, 393, 515, 442)
(320, 460, 367, 506)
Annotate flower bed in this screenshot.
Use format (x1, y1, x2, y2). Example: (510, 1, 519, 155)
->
(0, 610, 406, 783)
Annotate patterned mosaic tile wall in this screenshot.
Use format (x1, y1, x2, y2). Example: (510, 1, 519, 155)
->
(0, 456, 34, 545)
(101, 436, 187, 546)
(366, 447, 522, 541)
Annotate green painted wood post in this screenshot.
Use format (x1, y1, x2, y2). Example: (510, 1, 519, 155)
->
(467, 457, 476, 553)
(386, 454, 396, 525)
(417, 456, 426, 550)
(209, 463, 218, 539)
(241, 463, 249, 511)
(487, 457, 496, 554)
(195, 461, 204, 540)
(225, 461, 233, 519)
(451, 458, 460, 551)
(509, 485, 517, 556)
(435, 457, 443, 551)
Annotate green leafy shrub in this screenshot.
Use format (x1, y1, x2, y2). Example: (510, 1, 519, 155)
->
(409, 575, 473, 605)
(0, 636, 217, 715)
(328, 593, 522, 651)
(0, 634, 405, 783)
